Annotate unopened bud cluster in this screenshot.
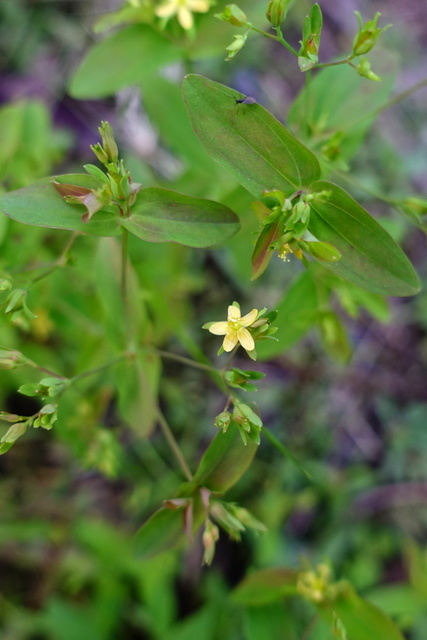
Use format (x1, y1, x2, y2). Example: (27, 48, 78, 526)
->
(53, 121, 141, 223)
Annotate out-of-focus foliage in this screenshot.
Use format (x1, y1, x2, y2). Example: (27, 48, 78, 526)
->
(1, 0, 427, 638)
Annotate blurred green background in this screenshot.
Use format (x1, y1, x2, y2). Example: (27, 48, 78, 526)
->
(1, 0, 427, 638)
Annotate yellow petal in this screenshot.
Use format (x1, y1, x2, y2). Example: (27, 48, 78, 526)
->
(178, 6, 193, 28)
(208, 321, 229, 335)
(223, 332, 238, 351)
(227, 305, 241, 321)
(188, 0, 210, 12)
(155, 2, 177, 18)
(240, 308, 258, 327)
(237, 327, 255, 351)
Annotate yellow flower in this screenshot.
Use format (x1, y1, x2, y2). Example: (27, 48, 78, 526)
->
(155, 0, 210, 29)
(208, 304, 258, 353)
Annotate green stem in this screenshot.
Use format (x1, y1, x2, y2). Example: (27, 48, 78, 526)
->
(331, 169, 395, 204)
(121, 228, 128, 308)
(221, 346, 238, 373)
(314, 55, 353, 69)
(248, 21, 298, 56)
(338, 75, 427, 134)
(29, 231, 79, 286)
(152, 348, 219, 374)
(71, 354, 131, 383)
(376, 75, 427, 112)
(151, 346, 231, 398)
(304, 69, 312, 137)
(263, 427, 312, 479)
(177, 331, 229, 395)
(32, 364, 68, 380)
(247, 23, 280, 43)
(274, 26, 298, 56)
(156, 408, 193, 482)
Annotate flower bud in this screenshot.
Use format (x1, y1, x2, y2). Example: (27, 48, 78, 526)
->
(352, 12, 391, 56)
(0, 348, 32, 370)
(90, 143, 109, 166)
(225, 33, 247, 60)
(0, 279, 12, 292)
(266, 0, 290, 27)
(214, 411, 231, 432)
(202, 520, 219, 565)
(215, 4, 247, 27)
(298, 4, 323, 71)
(33, 403, 58, 430)
(356, 58, 381, 82)
(98, 121, 119, 163)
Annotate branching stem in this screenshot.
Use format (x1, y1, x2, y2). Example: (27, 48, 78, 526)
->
(28, 231, 79, 286)
(156, 407, 193, 482)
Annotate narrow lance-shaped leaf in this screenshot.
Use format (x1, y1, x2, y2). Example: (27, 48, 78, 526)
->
(308, 180, 420, 296)
(182, 74, 321, 200)
(0, 174, 121, 237)
(123, 187, 240, 248)
(192, 422, 258, 493)
(251, 221, 282, 280)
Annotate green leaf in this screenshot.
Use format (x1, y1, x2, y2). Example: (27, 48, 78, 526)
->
(0, 99, 70, 189)
(243, 603, 293, 640)
(324, 589, 405, 640)
(232, 568, 298, 605)
(182, 74, 321, 200)
(192, 422, 258, 493)
(257, 270, 319, 359)
(135, 498, 204, 558)
(308, 181, 420, 296)
(0, 174, 121, 236)
(123, 187, 240, 247)
(317, 311, 352, 363)
(251, 221, 281, 280)
(298, 3, 322, 71)
(0, 422, 28, 455)
(94, 237, 146, 348)
(141, 76, 218, 172)
(134, 507, 188, 558)
(116, 351, 161, 437)
(69, 25, 181, 99)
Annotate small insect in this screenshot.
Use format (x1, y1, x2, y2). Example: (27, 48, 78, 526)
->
(234, 95, 257, 105)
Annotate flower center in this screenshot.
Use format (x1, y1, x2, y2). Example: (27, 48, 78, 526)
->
(228, 319, 241, 331)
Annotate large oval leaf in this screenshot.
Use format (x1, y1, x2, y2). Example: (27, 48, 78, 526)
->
(69, 25, 181, 99)
(0, 174, 121, 236)
(182, 74, 321, 199)
(123, 187, 240, 247)
(308, 180, 420, 296)
(192, 422, 258, 493)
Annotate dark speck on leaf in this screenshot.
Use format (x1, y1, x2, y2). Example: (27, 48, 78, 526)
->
(235, 96, 257, 105)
